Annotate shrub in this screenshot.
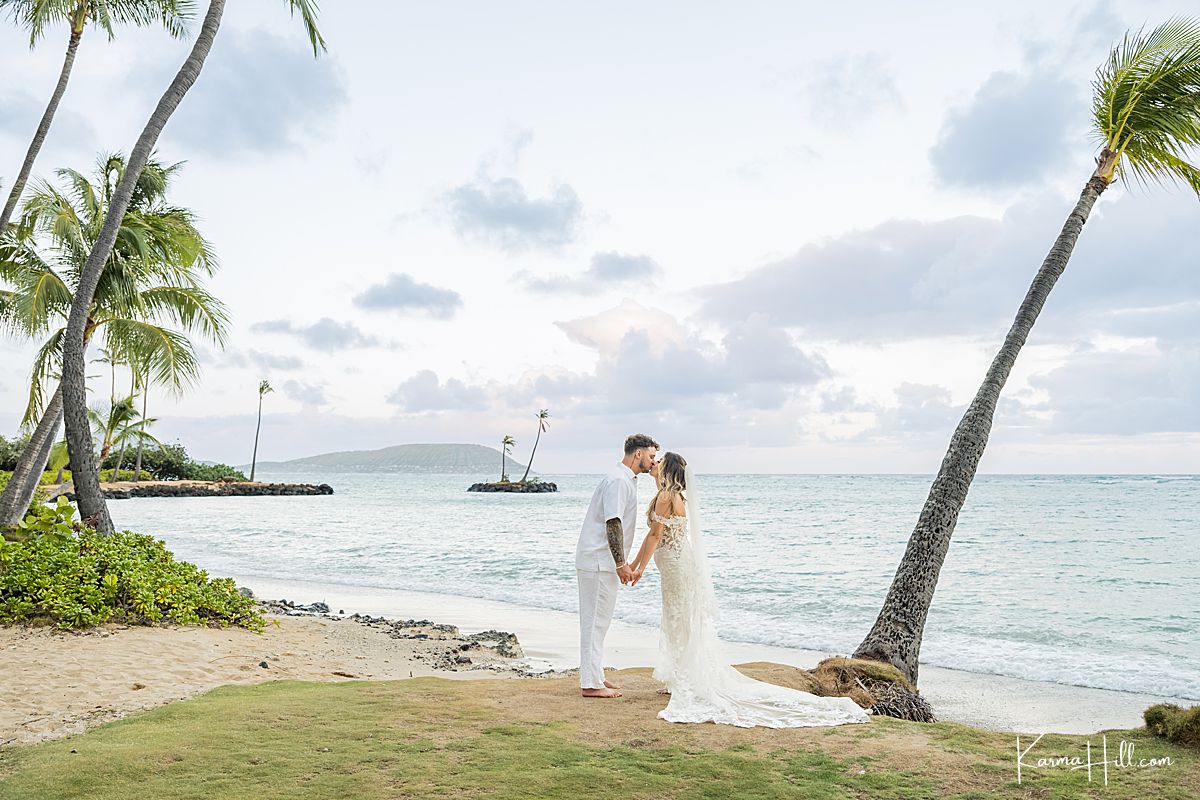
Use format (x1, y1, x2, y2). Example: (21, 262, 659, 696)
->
(0, 498, 263, 631)
(1144, 703, 1200, 749)
(104, 443, 247, 482)
(0, 434, 30, 471)
(99, 468, 154, 482)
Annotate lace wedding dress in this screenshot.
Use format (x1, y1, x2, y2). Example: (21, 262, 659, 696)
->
(651, 465, 870, 728)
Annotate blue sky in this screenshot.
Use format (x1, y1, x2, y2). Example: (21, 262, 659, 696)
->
(1, 0, 1197, 473)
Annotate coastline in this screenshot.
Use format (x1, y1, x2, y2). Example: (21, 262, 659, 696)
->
(234, 574, 1188, 735)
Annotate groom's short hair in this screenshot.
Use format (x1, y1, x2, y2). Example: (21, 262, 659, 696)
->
(624, 434, 660, 455)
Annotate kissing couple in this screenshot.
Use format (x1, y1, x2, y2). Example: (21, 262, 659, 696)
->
(574, 433, 871, 728)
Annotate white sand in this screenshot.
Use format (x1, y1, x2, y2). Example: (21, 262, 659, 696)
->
(239, 574, 1191, 736)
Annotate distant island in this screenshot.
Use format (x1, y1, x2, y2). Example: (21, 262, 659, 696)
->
(243, 443, 533, 476)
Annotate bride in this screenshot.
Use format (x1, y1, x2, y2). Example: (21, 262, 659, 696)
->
(628, 452, 871, 728)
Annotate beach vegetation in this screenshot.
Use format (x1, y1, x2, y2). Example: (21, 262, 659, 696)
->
(0, 497, 262, 630)
(56, 1, 326, 534)
(0, 154, 228, 526)
(1145, 703, 1200, 749)
(855, 17, 1200, 686)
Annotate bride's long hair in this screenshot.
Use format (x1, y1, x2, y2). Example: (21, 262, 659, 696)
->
(648, 451, 687, 524)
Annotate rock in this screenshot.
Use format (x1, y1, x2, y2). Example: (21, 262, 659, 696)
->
(258, 661, 269, 669)
(466, 481, 558, 494)
(93, 481, 336, 500)
(466, 629, 524, 658)
(238, 586, 255, 599)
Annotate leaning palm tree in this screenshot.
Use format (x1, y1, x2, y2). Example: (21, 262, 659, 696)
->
(0, 154, 226, 526)
(500, 435, 515, 482)
(248, 379, 272, 482)
(0, 0, 192, 236)
(58, 0, 324, 533)
(518, 409, 549, 483)
(853, 18, 1200, 686)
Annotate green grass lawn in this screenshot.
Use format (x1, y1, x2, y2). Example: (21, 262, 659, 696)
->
(0, 675, 1196, 799)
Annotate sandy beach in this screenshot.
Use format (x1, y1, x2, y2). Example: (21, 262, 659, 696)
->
(1, 574, 1190, 748)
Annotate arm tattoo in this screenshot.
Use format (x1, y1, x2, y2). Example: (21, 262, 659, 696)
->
(606, 518, 625, 565)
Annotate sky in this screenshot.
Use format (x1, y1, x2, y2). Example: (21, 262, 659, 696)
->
(1, 0, 1198, 474)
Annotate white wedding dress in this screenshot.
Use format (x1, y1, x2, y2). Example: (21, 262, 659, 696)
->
(651, 465, 870, 728)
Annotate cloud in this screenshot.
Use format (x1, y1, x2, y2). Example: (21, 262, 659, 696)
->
(800, 52, 903, 125)
(282, 379, 329, 408)
(521, 251, 662, 294)
(1029, 343, 1200, 434)
(698, 189, 1200, 344)
(248, 349, 303, 370)
(445, 175, 582, 252)
(386, 370, 488, 412)
(352, 273, 463, 319)
(149, 28, 347, 157)
(930, 70, 1083, 190)
(0, 91, 94, 149)
(250, 318, 379, 351)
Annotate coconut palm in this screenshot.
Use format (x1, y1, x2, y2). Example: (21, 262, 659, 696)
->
(500, 435, 515, 482)
(853, 18, 1200, 686)
(59, 0, 324, 533)
(0, 154, 226, 526)
(88, 395, 159, 468)
(518, 409, 549, 483)
(248, 379, 272, 482)
(0, 0, 193, 236)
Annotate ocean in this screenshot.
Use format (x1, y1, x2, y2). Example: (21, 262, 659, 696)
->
(107, 472, 1200, 701)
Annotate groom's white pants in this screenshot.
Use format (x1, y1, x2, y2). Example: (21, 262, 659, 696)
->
(577, 568, 619, 689)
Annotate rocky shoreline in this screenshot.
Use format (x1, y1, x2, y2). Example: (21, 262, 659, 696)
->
(259, 597, 537, 675)
(54, 480, 335, 500)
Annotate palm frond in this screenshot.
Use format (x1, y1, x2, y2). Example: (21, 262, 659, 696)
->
(286, 0, 327, 56)
(136, 283, 230, 345)
(1092, 16, 1200, 195)
(95, 316, 201, 394)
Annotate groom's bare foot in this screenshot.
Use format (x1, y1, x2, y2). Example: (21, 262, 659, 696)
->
(656, 687, 671, 695)
(604, 680, 621, 690)
(581, 687, 622, 698)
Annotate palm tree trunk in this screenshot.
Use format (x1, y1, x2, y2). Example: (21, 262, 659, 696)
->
(59, 0, 226, 534)
(133, 388, 148, 482)
(250, 394, 263, 482)
(852, 174, 1110, 686)
(0, 29, 83, 237)
(501, 451, 506, 482)
(0, 386, 63, 526)
(520, 429, 542, 483)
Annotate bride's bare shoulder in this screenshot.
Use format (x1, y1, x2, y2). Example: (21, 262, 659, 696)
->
(672, 493, 686, 516)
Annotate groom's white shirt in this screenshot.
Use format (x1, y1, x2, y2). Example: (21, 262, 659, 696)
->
(575, 463, 638, 571)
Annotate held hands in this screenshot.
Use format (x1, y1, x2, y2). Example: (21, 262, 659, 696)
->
(617, 562, 645, 587)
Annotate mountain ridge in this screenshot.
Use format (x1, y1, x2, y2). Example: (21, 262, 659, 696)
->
(242, 442, 532, 475)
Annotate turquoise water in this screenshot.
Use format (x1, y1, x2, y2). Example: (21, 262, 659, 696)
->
(107, 472, 1200, 700)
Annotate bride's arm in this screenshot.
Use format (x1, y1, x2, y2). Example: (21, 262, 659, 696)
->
(630, 520, 663, 573)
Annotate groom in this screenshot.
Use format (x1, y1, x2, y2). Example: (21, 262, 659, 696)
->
(575, 433, 659, 698)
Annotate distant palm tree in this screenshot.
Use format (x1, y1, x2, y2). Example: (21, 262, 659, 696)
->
(249, 379, 272, 482)
(500, 435, 515, 482)
(519, 409, 549, 483)
(58, 0, 325, 532)
(853, 18, 1200, 686)
(0, 154, 226, 526)
(0, 0, 192, 236)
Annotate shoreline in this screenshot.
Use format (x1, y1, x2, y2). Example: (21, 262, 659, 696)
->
(235, 574, 1191, 735)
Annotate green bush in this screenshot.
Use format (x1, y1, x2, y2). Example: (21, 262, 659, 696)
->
(1145, 703, 1200, 749)
(0, 498, 263, 631)
(0, 433, 30, 471)
(103, 442, 246, 482)
(99, 468, 154, 482)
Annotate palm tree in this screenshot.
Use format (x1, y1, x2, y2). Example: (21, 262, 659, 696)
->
(249, 379, 272, 482)
(0, 0, 192, 237)
(89, 395, 159, 469)
(58, 0, 324, 533)
(131, 368, 150, 481)
(500, 435, 515, 482)
(853, 18, 1200, 686)
(519, 409, 549, 483)
(0, 154, 227, 526)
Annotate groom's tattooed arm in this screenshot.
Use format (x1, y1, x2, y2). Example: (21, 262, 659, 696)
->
(606, 518, 625, 565)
